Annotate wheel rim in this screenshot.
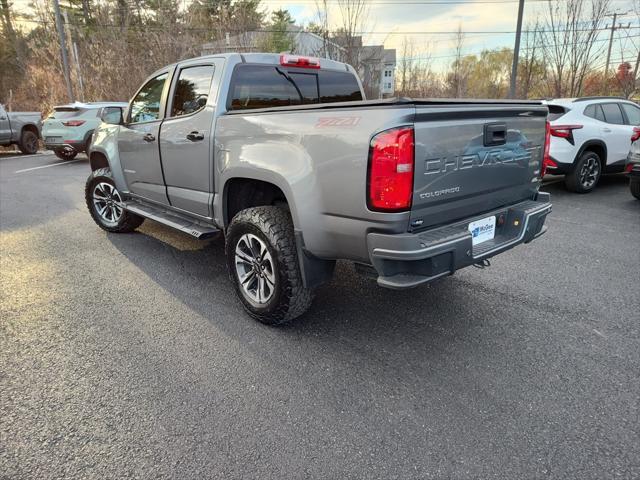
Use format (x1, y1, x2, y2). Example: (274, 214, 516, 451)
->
(26, 134, 38, 153)
(234, 233, 276, 305)
(92, 182, 124, 224)
(579, 157, 600, 189)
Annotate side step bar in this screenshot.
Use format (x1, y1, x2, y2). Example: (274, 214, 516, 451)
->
(124, 201, 219, 239)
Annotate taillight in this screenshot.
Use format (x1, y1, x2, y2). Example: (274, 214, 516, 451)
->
(631, 126, 640, 143)
(541, 120, 555, 177)
(367, 127, 414, 212)
(280, 54, 321, 69)
(625, 163, 634, 173)
(63, 120, 85, 127)
(549, 124, 582, 145)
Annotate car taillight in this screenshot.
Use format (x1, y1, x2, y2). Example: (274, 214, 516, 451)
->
(279, 54, 321, 69)
(63, 120, 85, 127)
(631, 126, 640, 143)
(541, 120, 556, 177)
(367, 127, 414, 212)
(549, 124, 582, 145)
(626, 163, 635, 173)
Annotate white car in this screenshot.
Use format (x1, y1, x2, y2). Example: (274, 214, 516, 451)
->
(544, 97, 640, 193)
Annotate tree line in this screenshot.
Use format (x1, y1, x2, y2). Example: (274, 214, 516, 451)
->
(0, 0, 638, 113)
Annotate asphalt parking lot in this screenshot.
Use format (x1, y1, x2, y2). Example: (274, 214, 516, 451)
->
(1, 151, 639, 479)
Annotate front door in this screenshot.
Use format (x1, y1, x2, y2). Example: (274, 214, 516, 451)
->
(159, 60, 221, 217)
(119, 70, 172, 205)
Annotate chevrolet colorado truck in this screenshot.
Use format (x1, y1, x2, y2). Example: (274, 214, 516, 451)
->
(86, 53, 552, 325)
(0, 103, 41, 154)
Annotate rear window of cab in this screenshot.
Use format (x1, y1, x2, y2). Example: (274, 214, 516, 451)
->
(229, 64, 362, 110)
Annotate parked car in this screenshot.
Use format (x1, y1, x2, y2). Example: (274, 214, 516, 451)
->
(543, 97, 640, 193)
(42, 102, 127, 160)
(0, 103, 41, 154)
(86, 53, 551, 325)
(626, 127, 640, 200)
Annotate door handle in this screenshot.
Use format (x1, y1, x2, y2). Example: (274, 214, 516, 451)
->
(143, 133, 155, 142)
(601, 128, 612, 133)
(186, 131, 205, 141)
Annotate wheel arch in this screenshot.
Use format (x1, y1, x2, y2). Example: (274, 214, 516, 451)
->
(21, 123, 40, 138)
(222, 177, 292, 229)
(89, 151, 110, 171)
(575, 140, 607, 166)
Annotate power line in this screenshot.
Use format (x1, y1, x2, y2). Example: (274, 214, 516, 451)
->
(13, 16, 640, 35)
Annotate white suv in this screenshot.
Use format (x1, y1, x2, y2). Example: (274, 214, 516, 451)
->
(544, 97, 640, 193)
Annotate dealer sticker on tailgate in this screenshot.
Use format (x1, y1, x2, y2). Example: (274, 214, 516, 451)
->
(468, 216, 496, 246)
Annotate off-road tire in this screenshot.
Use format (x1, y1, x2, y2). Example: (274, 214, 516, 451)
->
(565, 151, 601, 193)
(630, 178, 640, 200)
(55, 149, 78, 160)
(225, 206, 313, 325)
(85, 167, 144, 233)
(18, 130, 38, 154)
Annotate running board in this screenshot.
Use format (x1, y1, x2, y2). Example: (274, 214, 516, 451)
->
(124, 202, 219, 239)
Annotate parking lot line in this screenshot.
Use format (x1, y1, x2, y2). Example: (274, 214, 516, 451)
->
(15, 159, 81, 174)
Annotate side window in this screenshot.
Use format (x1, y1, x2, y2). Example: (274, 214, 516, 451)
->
(230, 65, 299, 110)
(584, 104, 596, 118)
(621, 103, 640, 125)
(585, 104, 606, 122)
(170, 65, 215, 117)
(601, 103, 625, 125)
(102, 107, 122, 124)
(318, 71, 363, 103)
(129, 72, 168, 123)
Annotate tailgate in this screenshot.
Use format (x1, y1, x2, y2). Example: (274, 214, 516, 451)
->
(410, 104, 547, 230)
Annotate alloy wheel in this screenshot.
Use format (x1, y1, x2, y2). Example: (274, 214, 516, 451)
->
(92, 182, 124, 225)
(234, 233, 276, 305)
(579, 157, 600, 189)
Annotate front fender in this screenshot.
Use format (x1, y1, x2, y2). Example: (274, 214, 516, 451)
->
(90, 124, 128, 193)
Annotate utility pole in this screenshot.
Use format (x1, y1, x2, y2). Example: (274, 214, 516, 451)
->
(53, 0, 74, 102)
(62, 11, 84, 101)
(509, 0, 525, 99)
(603, 12, 631, 92)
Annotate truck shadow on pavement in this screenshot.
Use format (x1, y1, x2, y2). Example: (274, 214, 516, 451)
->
(106, 218, 543, 374)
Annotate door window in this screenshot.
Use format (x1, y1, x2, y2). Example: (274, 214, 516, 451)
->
(129, 72, 168, 123)
(620, 103, 640, 125)
(600, 103, 625, 125)
(170, 65, 215, 117)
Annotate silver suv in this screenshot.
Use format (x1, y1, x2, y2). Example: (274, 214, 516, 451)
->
(42, 102, 127, 160)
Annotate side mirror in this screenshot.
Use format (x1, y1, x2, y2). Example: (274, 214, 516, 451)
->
(101, 107, 124, 125)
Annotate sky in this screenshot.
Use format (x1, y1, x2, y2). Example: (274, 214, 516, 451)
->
(12, 0, 640, 71)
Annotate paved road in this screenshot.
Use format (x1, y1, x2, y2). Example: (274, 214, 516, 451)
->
(1, 152, 639, 479)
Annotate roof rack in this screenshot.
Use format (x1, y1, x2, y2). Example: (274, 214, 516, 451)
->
(573, 96, 626, 103)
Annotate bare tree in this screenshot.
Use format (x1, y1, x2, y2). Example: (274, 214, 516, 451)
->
(451, 24, 465, 97)
(335, 0, 369, 70)
(519, 20, 544, 98)
(541, 0, 610, 97)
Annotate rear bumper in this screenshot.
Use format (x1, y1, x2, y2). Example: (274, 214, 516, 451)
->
(44, 140, 85, 152)
(366, 193, 552, 289)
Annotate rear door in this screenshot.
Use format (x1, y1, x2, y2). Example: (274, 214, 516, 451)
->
(119, 70, 171, 204)
(159, 60, 222, 217)
(599, 102, 630, 165)
(410, 103, 547, 230)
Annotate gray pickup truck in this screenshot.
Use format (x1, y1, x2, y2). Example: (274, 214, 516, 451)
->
(87, 53, 552, 325)
(0, 104, 41, 154)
